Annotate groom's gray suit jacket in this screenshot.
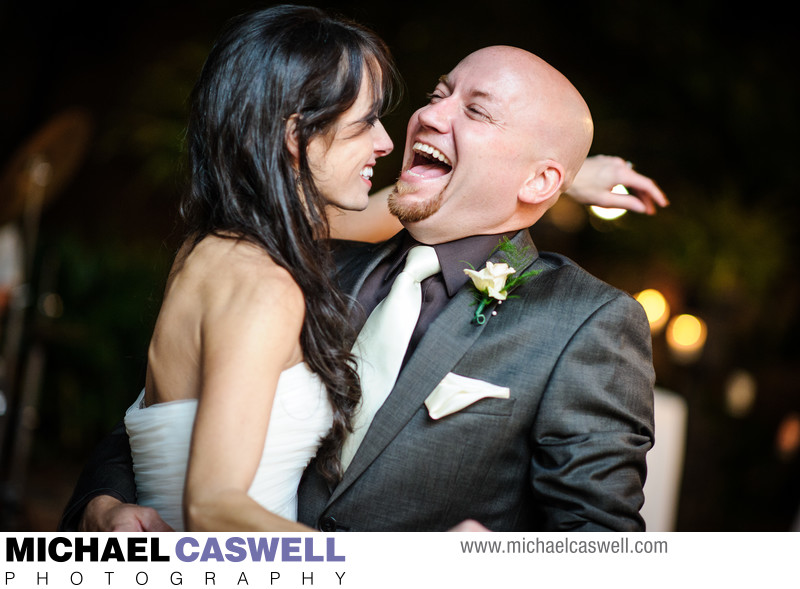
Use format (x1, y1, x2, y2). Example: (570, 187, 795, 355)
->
(298, 229, 655, 532)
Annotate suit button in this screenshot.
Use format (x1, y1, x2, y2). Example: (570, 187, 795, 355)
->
(319, 516, 337, 532)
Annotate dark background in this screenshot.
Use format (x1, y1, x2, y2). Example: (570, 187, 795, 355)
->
(0, 0, 797, 531)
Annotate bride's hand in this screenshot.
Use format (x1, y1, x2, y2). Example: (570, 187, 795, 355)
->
(80, 495, 174, 532)
(448, 519, 491, 532)
(567, 155, 668, 215)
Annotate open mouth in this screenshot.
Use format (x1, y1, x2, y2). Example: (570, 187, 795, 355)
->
(407, 141, 453, 178)
(360, 166, 374, 180)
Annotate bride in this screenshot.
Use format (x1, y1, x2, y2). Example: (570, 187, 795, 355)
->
(64, 6, 666, 533)
(123, 5, 396, 532)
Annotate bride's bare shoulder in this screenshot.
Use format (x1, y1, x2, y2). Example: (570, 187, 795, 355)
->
(172, 235, 304, 314)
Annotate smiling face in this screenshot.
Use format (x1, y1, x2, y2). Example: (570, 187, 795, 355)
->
(307, 72, 394, 212)
(388, 46, 592, 244)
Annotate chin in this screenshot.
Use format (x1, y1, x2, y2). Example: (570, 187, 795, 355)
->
(388, 182, 446, 223)
(333, 192, 370, 212)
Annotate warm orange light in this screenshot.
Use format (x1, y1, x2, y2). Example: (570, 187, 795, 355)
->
(666, 314, 707, 363)
(776, 414, 800, 458)
(634, 289, 670, 334)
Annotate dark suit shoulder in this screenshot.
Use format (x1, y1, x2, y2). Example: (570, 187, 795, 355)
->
(533, 250, 633, 303)
(329, 237, 401, 270)
(329, 238, 376, 267)
(513, 250, 650, 340)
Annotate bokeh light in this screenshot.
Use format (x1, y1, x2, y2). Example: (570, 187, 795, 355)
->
(635, 288, 670, 334)
(589, 184, 629, 221)
(724, 369, 758, 418)
(776, 413, 800, 460)
(666, 314, 708, 364)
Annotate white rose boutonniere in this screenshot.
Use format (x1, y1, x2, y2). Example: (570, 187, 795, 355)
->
(464, 261, 516, 301)
(463, 237, 540, 324)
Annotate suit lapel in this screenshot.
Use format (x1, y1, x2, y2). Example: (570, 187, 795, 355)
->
(329, 230, 539, 503)
(335, 236, 403, 306)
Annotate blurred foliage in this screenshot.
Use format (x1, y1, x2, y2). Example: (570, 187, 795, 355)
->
(601, 195, 790, 310)
(96, 42, 209, 191)
(33, 233, 170, 457)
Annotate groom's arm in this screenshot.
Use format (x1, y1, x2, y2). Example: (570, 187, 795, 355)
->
(59, 420, 170, 531)
(530, 292, 655, 532)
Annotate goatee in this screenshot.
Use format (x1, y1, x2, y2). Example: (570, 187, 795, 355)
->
(387, 180, 446, 223)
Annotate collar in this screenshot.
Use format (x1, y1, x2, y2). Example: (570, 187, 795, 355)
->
(387, 230, 517, 298)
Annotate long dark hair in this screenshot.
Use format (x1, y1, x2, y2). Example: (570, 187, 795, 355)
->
(181, 5, 400, 482)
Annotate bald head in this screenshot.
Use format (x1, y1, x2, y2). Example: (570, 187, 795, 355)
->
(459, 46, 594, 188)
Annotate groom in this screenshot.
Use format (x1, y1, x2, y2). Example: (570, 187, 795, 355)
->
(62, 46, 654, 532)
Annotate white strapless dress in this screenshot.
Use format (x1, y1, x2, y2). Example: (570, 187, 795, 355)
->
(124, 362, 332, 531)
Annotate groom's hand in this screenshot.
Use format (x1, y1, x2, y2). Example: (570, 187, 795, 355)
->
(80, 495, 174, 532)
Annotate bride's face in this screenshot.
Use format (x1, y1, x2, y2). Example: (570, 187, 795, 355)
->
(306, 73, 394, 212)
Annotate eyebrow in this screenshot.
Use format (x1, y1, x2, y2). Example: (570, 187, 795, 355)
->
(438, 74, 498, 103)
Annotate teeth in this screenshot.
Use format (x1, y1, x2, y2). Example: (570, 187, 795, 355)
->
(360, 166, 373, 179)
(412, 142, 452, 167)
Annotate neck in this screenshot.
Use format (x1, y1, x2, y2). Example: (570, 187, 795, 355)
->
(403, 216, 538, 245)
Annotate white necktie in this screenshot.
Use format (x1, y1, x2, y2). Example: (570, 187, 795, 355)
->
(340, 245, 441, 470)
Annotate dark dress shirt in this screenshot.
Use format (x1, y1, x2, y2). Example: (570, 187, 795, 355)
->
(352, 230, 514, 367)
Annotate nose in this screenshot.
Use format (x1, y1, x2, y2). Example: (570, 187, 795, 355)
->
(373, 120, 393, 157)
(415, 97, 452, 134)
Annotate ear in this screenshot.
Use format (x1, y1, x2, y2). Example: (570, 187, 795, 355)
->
(518, 160, 564, 205)
(285, 113, 301, 165)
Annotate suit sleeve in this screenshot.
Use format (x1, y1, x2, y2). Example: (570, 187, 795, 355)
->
(58, 419, 136, 531)
(530, 293, 655, 531)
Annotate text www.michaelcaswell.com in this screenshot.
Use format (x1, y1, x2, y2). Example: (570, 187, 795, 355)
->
(460, 537, 668, 555)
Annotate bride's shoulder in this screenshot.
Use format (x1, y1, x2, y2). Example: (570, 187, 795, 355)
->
(173, 235, 303, 314)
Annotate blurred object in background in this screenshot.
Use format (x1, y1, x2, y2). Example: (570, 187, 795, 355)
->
(0, 109, 92, 530)
(0, 225, 24, 313)
(642, 388, 688, 532)
(725, 369, 757, 419)
(0, 224, 23, 461)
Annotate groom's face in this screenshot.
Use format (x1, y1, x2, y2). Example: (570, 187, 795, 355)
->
(388, 47, 544, 243)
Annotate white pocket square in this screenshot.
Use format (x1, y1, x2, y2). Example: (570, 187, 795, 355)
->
(424, 372, 510, 420)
